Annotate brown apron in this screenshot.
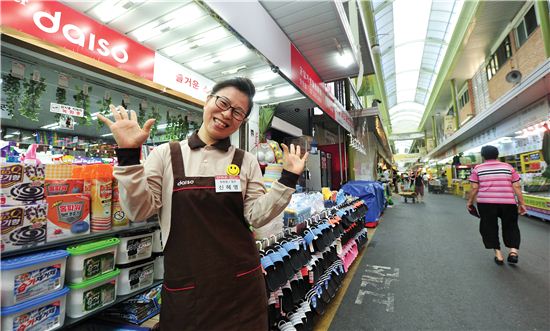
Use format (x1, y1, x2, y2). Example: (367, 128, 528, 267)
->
(160, 142, 268, 331)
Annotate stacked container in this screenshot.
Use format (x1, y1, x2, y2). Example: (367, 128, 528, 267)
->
(1, 250, 70, 330)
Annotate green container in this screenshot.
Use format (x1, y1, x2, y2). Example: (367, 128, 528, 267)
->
(66, 238, 121, 283)
(67, 238, 120, 255)
(67, 269, 121, 318)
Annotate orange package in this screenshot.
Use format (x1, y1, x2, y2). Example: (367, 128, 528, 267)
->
(46, 194, 90, 242)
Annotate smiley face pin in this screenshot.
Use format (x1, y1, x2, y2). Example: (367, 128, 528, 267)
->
(226, 164, 240, 176)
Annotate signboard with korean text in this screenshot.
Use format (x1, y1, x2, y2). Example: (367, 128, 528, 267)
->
(152, 54, 214, 102)
(2, 0, 156, 80)
(50, 103, 84, 117)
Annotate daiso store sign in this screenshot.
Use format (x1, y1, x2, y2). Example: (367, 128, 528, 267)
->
(1, 0, 155, 80)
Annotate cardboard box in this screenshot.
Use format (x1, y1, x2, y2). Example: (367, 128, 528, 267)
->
(46, 194, 90, 242)
(1, 163, 45, 205)
(1, 203, 47, 252)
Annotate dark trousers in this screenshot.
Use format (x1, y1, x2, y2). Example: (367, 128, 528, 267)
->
(477, 203, 520, 250)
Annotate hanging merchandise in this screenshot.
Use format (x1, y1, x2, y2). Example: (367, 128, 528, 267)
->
(96, 93, 112, 130)
(1, 73, 22, 117)
(72, 85, 92, 126)
(259, 105, 276, 142)
(19, 72, 47, 121)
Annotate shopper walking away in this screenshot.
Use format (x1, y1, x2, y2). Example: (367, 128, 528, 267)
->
(414, 171, 425, 202)
(98, 77, 308, 331)
(467, 145, 526, 265)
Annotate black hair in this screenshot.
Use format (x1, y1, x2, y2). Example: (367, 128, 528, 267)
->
(481, 145, 499, 160)
(211, 77, 256, 117)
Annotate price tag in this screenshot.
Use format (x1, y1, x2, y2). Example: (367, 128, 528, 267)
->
(123, 94, 130, 105)
(32, 70, 41, 82)
(83, 84, 89, 96)
(215, 175, 241, 193)
(11, 61, 25, 79)
(58, 74, 69, 88)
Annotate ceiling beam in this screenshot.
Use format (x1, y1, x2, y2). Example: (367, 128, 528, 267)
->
(416, 0, 480, 131)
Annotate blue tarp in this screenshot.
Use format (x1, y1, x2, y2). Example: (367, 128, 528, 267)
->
(341, 181, 386, 223)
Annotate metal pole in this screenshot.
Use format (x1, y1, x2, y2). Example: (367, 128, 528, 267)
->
(450, 79, 459, 131)
(343, 129, 348, 183)
(432, 115, 438, 147)
(338, 126, 343, 186)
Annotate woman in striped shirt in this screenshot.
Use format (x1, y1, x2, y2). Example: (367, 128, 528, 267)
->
(467, 145, 527, 265)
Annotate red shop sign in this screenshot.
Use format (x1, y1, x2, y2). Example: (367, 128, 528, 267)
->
(290, 44, 335, 119)
(1, 0, 155, 80)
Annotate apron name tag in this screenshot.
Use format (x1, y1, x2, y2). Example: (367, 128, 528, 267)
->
(215, 175, 242, 193)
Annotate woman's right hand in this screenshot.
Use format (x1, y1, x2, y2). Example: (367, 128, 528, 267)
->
(97, 105, 155, 148)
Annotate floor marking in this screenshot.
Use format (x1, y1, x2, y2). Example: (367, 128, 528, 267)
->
(313, 227, 377, 331)
(354, 264, 399, 313)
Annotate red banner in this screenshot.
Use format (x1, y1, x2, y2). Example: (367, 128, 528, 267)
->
(1, 0, 155, 80)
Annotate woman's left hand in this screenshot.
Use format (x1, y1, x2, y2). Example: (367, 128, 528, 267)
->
(281, 143, 309, 175)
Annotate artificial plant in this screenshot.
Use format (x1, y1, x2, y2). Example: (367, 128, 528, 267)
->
(149, 105, 162, 140)
(54, 87, 67, 122)
(72, 85, 92, 126)
(95, 93, 112, 129)
(259, 105, 276, 142)
(1, 73, 22, 117)
(138, 102, 147, 127)
(19, 74, 47, 121)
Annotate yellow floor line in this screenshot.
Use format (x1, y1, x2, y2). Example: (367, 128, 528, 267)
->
(313, 226, 378, 331)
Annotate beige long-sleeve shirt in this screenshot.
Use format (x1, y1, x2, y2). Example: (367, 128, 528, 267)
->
(113, 133, 297, 244)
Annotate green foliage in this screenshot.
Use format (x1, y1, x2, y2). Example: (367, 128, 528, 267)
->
(54, 87, 67, 122)
(95, 94, 112, 129)
(2, 73, 22, 117)
(72, 85, 93, 126)
(138, 102, 147, 127)
(149, 105, 162, 140)
(19, 74, 47, 121)
(166, 112, 189, 141)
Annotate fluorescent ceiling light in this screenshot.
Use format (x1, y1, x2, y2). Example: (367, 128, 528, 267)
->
(132, 3, 204, 42)
(163, 41, 190, 57)
(22, 136, 32, 140)
(41, 123, 59, 129)
(192, 27, 229, 47)
(219, 45, 249, 62)
(157, 124, 168, 129)
(221, 65, 247, 75)
(336, 51, 354, 68)
(314, 107, 323, 115)
(12, 131, 20, 135)
(3, 134, 14, 139)
(101, 133, 114, 137)
(274, 86, 296, 98)
(254, 91, 270, 102)
(92, 0, 131, 23)
(188, 57, 216, 70)
(251, 70, 278, 83)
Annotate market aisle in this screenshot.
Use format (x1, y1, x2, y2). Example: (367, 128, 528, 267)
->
(328, 193, 550, 331)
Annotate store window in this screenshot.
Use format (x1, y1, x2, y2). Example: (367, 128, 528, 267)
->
(1, 44, 202, 158)
(485, 36, 512, 81)
(515, 6, 539, 48)
(458, 89, 469, 109)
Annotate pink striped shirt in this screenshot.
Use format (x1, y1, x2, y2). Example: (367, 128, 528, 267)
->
(469, 160, 520, 204)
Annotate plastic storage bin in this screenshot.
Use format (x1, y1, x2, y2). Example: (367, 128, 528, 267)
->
(67, 269, 120, 318)
(1, 287, 69, 331)
(66, 237, 120, 283)
(152, 226, 163, 253)
(116, 257, 155, 296)
(153, 252, 164, 280)
(116, 228, 153, 264)
(1, 250, 68, 307)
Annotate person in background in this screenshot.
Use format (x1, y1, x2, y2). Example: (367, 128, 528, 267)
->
(414, 170, 425, 202)
(98, 77, 308, 330)
(467, 145, 526, 265)
(392, 168, 399, 193)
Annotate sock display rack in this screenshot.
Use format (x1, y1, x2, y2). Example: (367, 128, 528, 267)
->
(0, 215, 164, 331)
(258, 197, 368, 331)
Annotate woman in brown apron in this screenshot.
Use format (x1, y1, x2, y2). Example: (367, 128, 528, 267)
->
(99, 77, 308, 330)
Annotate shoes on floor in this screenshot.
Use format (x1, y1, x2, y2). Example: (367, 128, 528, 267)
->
(507, 252, 519, 264)
(494, 257, 504, 265)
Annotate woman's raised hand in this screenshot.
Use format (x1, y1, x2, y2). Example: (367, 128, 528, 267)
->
(281, 143, 309, 175)
(97, 105, 155, 148)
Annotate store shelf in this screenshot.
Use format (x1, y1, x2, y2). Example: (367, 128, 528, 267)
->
(64, 280, 163, 330)
(2, 216, 159, 258)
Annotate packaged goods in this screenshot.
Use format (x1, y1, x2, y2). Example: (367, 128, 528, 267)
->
(67, 269, 120, 318)
(66, 238, 120, 284)
(116, 257, 155, 296)
(1, 163, 45, 205)
(151, 226, 163, 253)
(90, 165, 113, 233)
(1, 287, 69, 331)
(1, 203, 47, 252)
(153, 252, 164, 280)
(46, 194, 90, 242)
(1, 249, 68, 307)
(44, 179, 84, 196)
(116, 228, 153, 264)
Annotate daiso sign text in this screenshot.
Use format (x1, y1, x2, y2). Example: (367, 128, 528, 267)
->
(1, 0, 155, 80)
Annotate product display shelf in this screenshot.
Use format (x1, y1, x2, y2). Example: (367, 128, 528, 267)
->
(63, 280, 163, 329)
(2, 216, 159, 258)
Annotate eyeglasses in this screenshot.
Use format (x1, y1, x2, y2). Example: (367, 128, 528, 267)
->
(210, 94, 247, 121)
